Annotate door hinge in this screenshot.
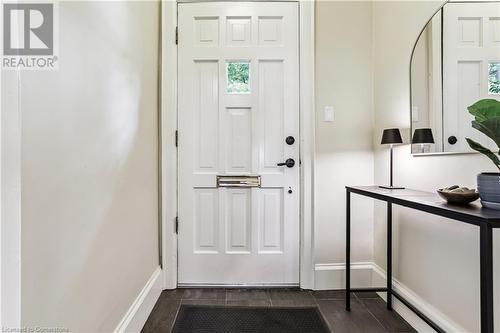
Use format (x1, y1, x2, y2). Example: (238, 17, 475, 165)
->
(175, 216, 179, 234)
(175, 26, 178, 45)
(175, 130, 179, 147)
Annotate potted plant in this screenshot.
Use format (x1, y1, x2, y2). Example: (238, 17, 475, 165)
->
(466, 99, 500, 209)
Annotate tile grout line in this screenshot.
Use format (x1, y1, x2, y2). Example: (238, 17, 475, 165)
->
(357, 296, 392, 332)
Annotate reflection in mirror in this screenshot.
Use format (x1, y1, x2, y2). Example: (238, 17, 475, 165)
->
(410, 2, 500, 155)
(490, 62, 500, 94)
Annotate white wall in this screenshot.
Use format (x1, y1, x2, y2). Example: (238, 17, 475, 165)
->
(1, 70, 22, 329)
(17, 2, 160, 331)
(314, 1, 375, 274)
(373, 1, 500, 331)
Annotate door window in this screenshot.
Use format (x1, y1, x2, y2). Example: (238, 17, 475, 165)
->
(489, 62, 500, 94)
(226, 61, 250, 93)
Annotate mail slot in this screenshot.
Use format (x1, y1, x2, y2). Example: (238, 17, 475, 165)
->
(217, 175, 261, 188)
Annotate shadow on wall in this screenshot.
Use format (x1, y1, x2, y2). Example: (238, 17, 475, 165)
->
(21, 2, 160, 331)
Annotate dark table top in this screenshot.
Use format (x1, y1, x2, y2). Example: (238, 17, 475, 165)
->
(346, 185, 500, 227)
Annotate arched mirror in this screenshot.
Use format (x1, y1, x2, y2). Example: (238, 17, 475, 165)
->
(410, 1, 500, 155)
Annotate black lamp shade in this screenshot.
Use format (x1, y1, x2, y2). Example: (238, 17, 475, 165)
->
(412, 128, 435, 144)
(381, 128, 403, 145)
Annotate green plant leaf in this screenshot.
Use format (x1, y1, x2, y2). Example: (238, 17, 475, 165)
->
(466, 138, 500, 170)
(468, 99, 500, 122)
(472, 118, 500, 148)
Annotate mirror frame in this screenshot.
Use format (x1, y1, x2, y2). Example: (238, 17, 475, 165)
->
(408, 0, 483, 157)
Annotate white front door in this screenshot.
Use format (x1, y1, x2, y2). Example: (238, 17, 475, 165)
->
(178, 2, 299, 286)
(443, 3, 500, 152)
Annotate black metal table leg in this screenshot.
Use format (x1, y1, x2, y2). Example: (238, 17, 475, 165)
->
(387, 202, 393, 311)
(480, 222, 493, 333)
(346, 189, 351, 311)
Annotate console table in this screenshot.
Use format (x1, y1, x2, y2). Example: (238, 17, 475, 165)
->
(345, 186, 500, 333)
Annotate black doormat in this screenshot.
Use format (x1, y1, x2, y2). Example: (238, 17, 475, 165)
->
(172, 305, 330, 333)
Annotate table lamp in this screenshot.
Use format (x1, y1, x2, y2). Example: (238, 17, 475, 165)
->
(412, 128, 435, 154)
(380, 128, 404, 190)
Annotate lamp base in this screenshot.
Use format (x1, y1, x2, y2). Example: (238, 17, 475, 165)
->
(379, 185, 405, 190)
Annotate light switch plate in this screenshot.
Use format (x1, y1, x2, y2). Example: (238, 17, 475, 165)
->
(324, 106, 334, 122)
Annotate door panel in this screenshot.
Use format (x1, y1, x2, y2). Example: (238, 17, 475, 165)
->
(225, 189, 252, 253)
(194, 60, 219, 172)
(225, 107, 252, 172)
(178, 2, 299, 285)
(194, 189, 219, 254)
(259, 188, 284, 254)
(260, 60, 284, 172)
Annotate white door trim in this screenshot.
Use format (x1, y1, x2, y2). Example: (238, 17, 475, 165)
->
(160, 0, 315, 290)
(298, 0, 315, 290)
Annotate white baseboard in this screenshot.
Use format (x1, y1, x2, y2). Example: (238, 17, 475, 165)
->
(314, 262, 466, 332)
(370, 263, 467, 333)
(115, 266, 163, 333)
(314, 262, 375, 290)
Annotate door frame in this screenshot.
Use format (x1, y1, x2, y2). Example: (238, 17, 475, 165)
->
(160, 0, 316, 289)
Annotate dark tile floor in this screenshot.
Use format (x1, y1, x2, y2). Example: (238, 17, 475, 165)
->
(141, 289, 416, 333)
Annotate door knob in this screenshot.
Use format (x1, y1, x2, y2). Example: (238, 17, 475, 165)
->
(277, 158, 295, 168)
(448, 136, 458, 145)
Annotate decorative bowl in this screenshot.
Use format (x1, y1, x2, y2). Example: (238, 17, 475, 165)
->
(437, 188, 480, 205)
